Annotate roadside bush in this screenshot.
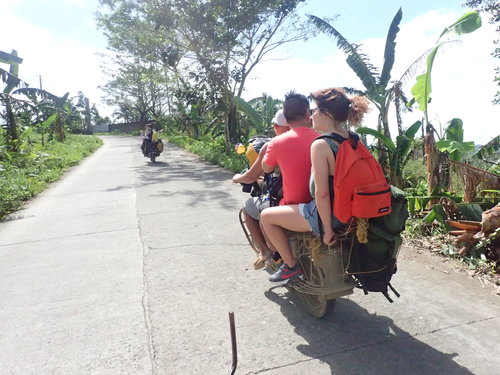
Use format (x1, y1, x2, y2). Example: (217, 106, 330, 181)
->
(0, 134, 102, 219)
(403, 159, 427, 189)
(165, 132, 246, 172)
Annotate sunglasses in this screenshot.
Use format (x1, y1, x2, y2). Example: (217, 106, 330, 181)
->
(307, 108, 320, 116)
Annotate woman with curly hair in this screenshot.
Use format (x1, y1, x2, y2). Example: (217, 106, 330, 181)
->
(260, 88, 370, 285)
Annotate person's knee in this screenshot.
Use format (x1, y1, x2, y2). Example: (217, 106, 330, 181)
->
(260, 209, 272, 227)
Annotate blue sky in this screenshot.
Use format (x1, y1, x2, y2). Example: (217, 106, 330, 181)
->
(1, 0, 498, 143)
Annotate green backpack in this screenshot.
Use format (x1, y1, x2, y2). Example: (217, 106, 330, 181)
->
(347, 186, 409, 302)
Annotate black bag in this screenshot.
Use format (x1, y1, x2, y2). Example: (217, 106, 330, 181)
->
(347, 186, 409, 302)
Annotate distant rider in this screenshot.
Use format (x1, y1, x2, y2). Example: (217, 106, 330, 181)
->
(141, 125, 153, 156)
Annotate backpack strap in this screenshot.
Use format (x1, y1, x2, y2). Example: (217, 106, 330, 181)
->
(315, 131, 360, 156)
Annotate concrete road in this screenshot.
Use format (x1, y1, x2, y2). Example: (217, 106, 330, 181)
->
(0, 135, 498, 375)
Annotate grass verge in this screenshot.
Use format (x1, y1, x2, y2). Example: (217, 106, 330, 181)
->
(0, 134, 102, 219)
(164, 133, 246, 173)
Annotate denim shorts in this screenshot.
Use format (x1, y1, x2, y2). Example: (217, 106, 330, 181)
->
(243, 196, 270, 220)
(299, 200, 345, 237)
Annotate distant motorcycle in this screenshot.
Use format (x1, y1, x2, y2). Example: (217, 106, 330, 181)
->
(145, 141, 162, 163)
(142, 131, 164, 163)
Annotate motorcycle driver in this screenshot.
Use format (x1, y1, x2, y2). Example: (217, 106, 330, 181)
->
(233, 109, 289, 269)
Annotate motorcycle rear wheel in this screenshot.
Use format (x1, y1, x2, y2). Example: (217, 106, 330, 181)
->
(297, 293, 336, 319)
(295, 249, 337, 319)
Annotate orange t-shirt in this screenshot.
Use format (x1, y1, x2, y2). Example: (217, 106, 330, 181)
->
(263, 127, 320, 205)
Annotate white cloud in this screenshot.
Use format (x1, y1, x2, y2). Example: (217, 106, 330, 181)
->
(63, 0, 86, 6)
(244, 9, 499, 145)
(0, 8, 112, 117)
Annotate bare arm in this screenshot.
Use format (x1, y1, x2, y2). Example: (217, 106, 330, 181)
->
(232, 143, 268, 184)
(261, 160, 274, 173)
(312, 140, 336, 245)
(261, 141, 275, 173)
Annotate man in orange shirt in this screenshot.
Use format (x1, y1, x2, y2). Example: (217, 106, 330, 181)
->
(261, 92, 320, 284)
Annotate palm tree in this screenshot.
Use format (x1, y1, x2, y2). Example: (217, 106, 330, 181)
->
(308, 8, 403, 141)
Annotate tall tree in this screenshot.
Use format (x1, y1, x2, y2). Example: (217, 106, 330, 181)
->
(97, 0, 312, 151)
(101, 56, 171, 125)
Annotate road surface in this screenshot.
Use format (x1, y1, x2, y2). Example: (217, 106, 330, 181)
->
(0, 135, 498, 374)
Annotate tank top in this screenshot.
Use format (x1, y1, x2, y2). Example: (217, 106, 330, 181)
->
(309, 173, 334, 202)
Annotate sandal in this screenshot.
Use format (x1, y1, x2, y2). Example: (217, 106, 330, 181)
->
(253, 256, 266, 270)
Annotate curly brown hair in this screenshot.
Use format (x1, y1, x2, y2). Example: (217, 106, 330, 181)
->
(310, 88, 369, 127)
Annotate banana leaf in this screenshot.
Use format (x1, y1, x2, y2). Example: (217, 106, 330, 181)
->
(379, 8, 402, 90)
(233, 96, 262, 129)
(411, 12, 481, 114)
(423, 204, 447, 224)
(456, 203, 483, 221)
(308, 15, 382, 102)
(357, 126, 395, 151)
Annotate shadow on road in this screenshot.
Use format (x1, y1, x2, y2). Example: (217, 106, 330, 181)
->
(264, 289, 474, 375)
(129, 145, 242, 210)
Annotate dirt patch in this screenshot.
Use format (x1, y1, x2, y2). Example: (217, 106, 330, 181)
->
(403, 236, 500, 296)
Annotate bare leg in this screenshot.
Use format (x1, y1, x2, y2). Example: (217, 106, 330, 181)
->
(243, 211, 271, 258)
(260, 219, 278, 253)
(260, 205, 310, 267)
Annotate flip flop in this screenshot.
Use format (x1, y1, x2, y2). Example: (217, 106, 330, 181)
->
(253, 256, 266, 270)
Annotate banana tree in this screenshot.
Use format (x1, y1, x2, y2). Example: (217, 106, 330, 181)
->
(15, 88, 72, 142)
(472, 134, 500, 163)
(357, 120, 422, 188)
(233, 95, 282, 138)
(411, 12, 482, 123)
(308, 8, 403, 141)
(410, 11, 481, 195)
(436, 118, 475, 162)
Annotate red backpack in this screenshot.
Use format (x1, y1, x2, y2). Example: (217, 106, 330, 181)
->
(316, 132, 392, 224)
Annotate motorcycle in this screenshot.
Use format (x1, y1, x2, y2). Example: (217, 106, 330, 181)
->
(239, 210, 357, 318)
(145, 140, 162, 163)
(142, 132, 164, 163)
(236, 140, 405, 318)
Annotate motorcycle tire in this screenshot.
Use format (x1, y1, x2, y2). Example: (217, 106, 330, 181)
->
(295, 251, 337, 319)
(151, 154, 156, 163)
(297, 293, 336, 319)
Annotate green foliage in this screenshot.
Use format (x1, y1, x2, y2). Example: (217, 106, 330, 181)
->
(436, 140, 475, 159)
(411, 12, 482, 118)
(402, 159, 427, 190)
(97, 0, 312, 145)
(164, 132, 246, 173)
(357, 120, 421, 187)
(0, 134, 102, 218)
(233, 95, 282, 137)
(472, 134, 500, 161)
(309, 8, 403, 139)
(435, 118, 475, 161)
(403, 217, 447, 238)
(422, 204, 449, 224)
